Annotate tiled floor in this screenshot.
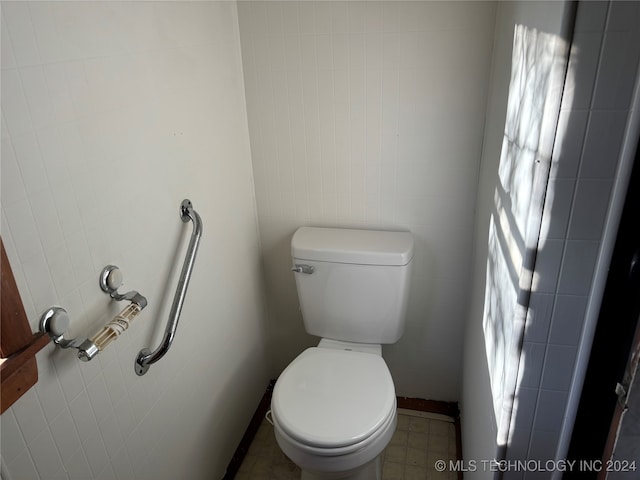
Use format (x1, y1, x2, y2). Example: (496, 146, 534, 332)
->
(235, 409, 458, 480)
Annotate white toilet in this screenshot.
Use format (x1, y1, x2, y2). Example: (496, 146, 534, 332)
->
(271, 226, 414, 480)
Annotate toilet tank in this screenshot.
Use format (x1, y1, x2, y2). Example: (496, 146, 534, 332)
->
(291, 227, 414, 344)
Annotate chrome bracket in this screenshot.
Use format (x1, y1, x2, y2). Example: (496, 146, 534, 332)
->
(100, 265, 147, 309)
(291, 264, 315, 274)
(40, 307, 100, 361)
(40, 266, 147, 362)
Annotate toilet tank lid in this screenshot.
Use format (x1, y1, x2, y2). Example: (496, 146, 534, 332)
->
(291, 227, 414, 266)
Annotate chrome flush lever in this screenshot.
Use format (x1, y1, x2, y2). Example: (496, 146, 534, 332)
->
(291, 264, 314, 274)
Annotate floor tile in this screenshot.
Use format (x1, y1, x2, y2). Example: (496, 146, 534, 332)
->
(235, 411, 458, 479)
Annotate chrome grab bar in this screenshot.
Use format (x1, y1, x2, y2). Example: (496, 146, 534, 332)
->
(135, 199, 202, 376)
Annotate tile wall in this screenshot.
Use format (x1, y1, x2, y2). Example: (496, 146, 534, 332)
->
(0, 2, 270, 479)
(237, 1, 497, 401)
(507, 0, 640, 472)
(462, 1, 640, 477)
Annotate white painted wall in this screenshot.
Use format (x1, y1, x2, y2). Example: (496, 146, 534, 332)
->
(462, 1, 640, 477)
(237, 0, 496, 401)
(0, 2, 270, 479)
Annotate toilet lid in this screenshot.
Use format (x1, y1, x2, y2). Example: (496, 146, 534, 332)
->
(271, 347, 396, 449)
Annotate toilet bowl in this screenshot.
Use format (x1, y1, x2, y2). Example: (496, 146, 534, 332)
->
(271, 345, 397, 479)
(274, 227, 414, 479)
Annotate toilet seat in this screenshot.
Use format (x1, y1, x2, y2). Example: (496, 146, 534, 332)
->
(273, 403, 396, 457)
(271, 347, 396, 450)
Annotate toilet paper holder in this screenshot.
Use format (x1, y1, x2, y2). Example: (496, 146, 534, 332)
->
(40, 265, 147, 362)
